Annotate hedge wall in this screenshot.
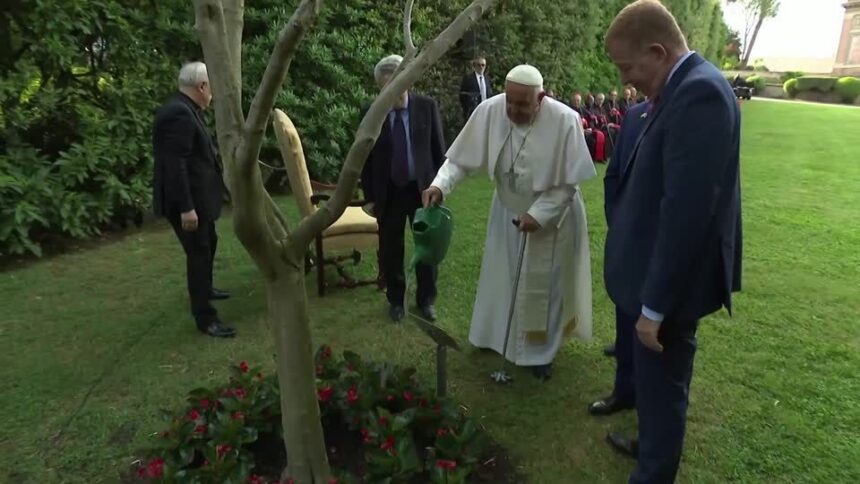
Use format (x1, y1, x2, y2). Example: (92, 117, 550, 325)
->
(1, 0, 730, 256)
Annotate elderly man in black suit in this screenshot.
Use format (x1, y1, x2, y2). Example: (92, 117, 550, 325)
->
(152, 61, 234, 338)
(458, 56, 493, 121)
(361, 55, 447, 323)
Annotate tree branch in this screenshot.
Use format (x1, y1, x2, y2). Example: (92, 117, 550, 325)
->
(265, 189, 290, 240)
(235, 0, 323, 178)
(289, 0, 497, 252)
(193, 0, 245, 177)
(404, 0, 417, 56)
(223, 0, 245, 100)
(393, 0, 419, 79)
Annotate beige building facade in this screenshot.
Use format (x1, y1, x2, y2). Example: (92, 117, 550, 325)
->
(833, 1, 860, 76)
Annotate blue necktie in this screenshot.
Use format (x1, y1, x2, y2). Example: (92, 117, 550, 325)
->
(390, 109, 410, 187)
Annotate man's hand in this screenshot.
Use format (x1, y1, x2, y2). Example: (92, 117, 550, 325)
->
(636, 314, 663, 352)
(422, 186, 443, 208)
(516, 213, 541, 233)
(181, 209, 199, 232)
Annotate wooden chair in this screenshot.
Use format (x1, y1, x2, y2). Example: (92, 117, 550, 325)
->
(271, 108, 380, 296)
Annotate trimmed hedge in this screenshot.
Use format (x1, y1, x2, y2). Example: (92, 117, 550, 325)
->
(746, 75, 766, 92)
(835, 77, 860, 103)
(783, 78, 799, 98)
(794, 76, 839, 93)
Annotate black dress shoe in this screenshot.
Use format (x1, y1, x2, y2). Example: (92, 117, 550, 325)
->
(200, 320, 237, 338)
(209, 288, 231, 300)
(389, 305, 405, 323)
(603, 344, 616, 357)
(417, 305, 437, 322)
(606, 432, 638, 459)
(531, 363, 553, 381)
(589, 395, 635, 416)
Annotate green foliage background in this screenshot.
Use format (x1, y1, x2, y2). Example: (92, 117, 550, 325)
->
(0, 0, 730, 255)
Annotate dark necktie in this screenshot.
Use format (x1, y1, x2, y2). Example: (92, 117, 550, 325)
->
(390, 109, 410, 187)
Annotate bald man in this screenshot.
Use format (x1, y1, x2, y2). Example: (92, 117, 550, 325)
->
(602, 1, 742, 482)
(424, 65, 596, 381)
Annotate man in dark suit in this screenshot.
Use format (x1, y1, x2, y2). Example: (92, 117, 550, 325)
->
(589, 99, 651, 418)
(602, 1, 742, 482)
(361, 54, 446, 323)
(152, 61, 235, 338)
(458, 57, 493, 121)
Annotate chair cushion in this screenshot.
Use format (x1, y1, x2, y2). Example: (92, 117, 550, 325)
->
(323, 206, 378, 237)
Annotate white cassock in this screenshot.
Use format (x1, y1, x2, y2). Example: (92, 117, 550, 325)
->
(431, 94, 596, 366)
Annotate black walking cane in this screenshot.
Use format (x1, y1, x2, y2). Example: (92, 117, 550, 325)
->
(490, 219, 528, 385)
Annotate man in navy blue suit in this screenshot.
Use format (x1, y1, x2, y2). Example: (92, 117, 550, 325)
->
(589, 99, 651, 418)
(601, 1, 743, 482)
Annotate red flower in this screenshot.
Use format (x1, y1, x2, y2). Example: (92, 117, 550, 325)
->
(418, 398, 428, 408)
(239, 361, 250, 373)
(347, 386, 359, 404)
(329, 479, 338, 484)
(136, 467, 145, 479)
(436, 428, 448, 437)
(202, 459, 209, 468)
(216, 444, 233, 460)
(232, 387, 247, 399)
(321, 346, 332, 359)
(194, 424, 207, 435)
(199, 399, 210, 409)
(146, 457, 165, 478)
(378, 416, 390, 427)
(231, 411, 244, 420)
(317, 386, 334, 403)
(436, 459, 458, 470)
(316, 365, 324, 376)
(402, 391, 414, 402)
(360, 428, 372, 444)
(246, 475, 265, 484)
(386, 394, 395, 402)
(380, 436, 396, 452)
(346, 363, 355, 372)
(188, 409, 201, 421)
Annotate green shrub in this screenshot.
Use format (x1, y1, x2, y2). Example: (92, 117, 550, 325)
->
(835, 77, 860, 103)
(2, 0, 733, 256)
(784, 78, 799, 98)
(795, 76, 839, 93)
(746, 75, 767, 92)
(780, 71, 804, 83)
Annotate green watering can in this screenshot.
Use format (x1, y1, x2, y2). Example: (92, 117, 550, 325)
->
(410, 205, 453, 269)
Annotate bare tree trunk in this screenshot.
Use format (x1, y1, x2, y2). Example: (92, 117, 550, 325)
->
(267, 262, 330, 482)
(740, 13, 764, 68)
(192, 1, 497, 482)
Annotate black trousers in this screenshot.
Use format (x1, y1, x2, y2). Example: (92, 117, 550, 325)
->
(612, 306, 637, 405)
(630, 319, 699, 484)
(168, 215, 218, 329)
(378, 182, 437, 308)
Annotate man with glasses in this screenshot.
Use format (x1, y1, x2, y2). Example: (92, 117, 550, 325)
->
(459, 57, 493, 121)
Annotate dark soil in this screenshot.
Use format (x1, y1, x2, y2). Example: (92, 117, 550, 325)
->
(247, 417, 525, 483)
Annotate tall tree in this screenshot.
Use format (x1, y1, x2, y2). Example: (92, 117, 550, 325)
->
(189, 0, 496, 481)
(725, 0, 780, 68)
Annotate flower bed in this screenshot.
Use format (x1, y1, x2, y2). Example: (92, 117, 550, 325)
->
(130, 346, 519, 483)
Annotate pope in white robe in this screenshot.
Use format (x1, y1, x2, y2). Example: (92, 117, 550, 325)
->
(422, 65, 596, 380)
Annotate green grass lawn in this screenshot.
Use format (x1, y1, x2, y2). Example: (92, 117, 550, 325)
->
(2, 99, 859, 483)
